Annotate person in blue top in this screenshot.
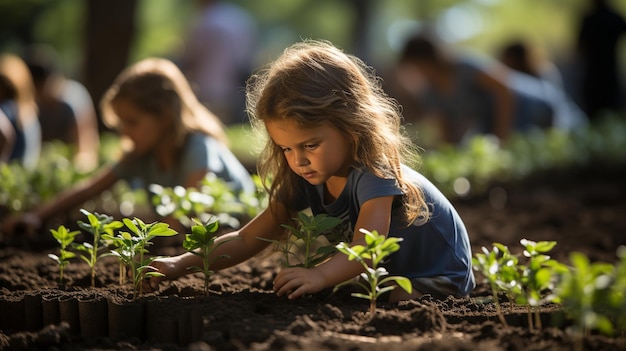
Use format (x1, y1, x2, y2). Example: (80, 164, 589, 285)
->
(1, 57, 255, 239)
(397, 33, 558, 145)
(146, 40, 475, 301)
(0, 53, 41, 170)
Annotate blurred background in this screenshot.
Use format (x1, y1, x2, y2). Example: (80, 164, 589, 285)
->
(1, 0, 624, 133)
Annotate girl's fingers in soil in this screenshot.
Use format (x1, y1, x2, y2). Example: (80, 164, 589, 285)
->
(273, 268, 300, 297)
(276, 280, 304, 299)
(274, 267, 322, 299)
(287, 286, 309, 300)
(141, 275, 163, 291)
(140, 265, 164, 290)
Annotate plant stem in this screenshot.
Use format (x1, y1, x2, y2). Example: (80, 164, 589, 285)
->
(119, 264, 126, 285)
(138, 242, 145, 297)
(203, 246, 210, 295)
(527, 305, 533, 330)
(130, 259, 137, 300)
(91, 254, 96, 288)
(491, 283, 509, 328)
(304, 229, 311, 268)
(534, 309, 542, 330)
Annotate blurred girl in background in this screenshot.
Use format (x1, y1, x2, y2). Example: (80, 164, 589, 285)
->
(2, 57, 254, 240)
(0, 53, 41, 170)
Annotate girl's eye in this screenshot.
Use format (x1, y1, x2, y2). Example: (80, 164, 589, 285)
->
(304, 144, 318, 150)
(281, 147, 291, 153)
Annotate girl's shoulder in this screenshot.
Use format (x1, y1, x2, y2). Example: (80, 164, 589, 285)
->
(349, 167, 403, 200)
(350, 165, 423, 187)
(187, 130, 213, 142)
(184, 131, 219, 152)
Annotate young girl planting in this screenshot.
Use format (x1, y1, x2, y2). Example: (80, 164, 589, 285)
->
(146, 40, 475, 301)
(2, 57, 254, 238)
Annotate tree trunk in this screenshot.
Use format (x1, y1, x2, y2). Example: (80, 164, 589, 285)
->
(83, 0, 137, 133)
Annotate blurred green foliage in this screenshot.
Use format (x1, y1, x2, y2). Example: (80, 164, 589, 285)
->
(421, 114, 626, 197)
(0, 132, 144, 216)
(1, 113, 625, 220)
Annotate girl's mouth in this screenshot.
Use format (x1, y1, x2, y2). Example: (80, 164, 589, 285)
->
(301, 171, 316, 179)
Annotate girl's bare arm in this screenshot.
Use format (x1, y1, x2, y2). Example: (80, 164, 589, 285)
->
(35, 167, 119, 220)
(148, 202, 291, 284)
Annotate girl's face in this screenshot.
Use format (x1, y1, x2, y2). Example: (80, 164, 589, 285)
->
(266, 118, 352, 187)
(112, 98, 170, 156)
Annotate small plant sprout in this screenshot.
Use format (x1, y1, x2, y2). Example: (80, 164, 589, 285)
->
(48, 225, 80, 287)
(607, 246, 626, 337)
(472, 243, 519, 328)
(74, 209, 123, 287)
(556, 251, 614, 345)
(103, 230, 132, 286)
(182, 217, 237, 295)
(261, 213, 341, 268)
(103, 217, 178, 299)
(473, 239, 566, 330)
(517, 239, 567, 330)
(334, 228, 412, 316)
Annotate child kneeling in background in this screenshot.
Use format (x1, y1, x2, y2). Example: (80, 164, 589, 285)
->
(2, 57, 255, 240)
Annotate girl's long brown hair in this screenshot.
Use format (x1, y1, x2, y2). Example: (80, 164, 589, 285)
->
(246, 40, 429, 225)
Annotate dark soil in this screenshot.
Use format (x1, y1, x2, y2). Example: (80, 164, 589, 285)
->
(1, 164, 625, 351)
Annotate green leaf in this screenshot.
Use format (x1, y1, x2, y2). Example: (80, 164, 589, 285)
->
(149, 224, 178, 237)
(123, 218, 139, 235)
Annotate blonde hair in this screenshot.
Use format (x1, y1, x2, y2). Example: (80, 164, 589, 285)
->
(246, 40, 428, 225)
(101, 57, 227, 148)
(0, 54, 38, 128)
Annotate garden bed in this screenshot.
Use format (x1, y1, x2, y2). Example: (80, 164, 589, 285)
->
(0, 164, 625, 351)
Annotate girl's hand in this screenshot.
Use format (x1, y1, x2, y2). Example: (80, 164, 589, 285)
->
(142, 256, 181, 291)
(273, 267, 326, 299)
(1, 212, 41, 238)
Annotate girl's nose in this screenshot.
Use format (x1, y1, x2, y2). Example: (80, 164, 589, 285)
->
(294, 152, 309, 167)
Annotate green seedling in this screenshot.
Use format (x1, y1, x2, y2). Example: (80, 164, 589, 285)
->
(48, 225, 80, 287)
(74, 209, 123, 287)
(556, 251, 615, 345)
(103, 217, 178, 299)
(103, 228, 133, 286)
(516, 239, 567, 330)
(472, 242, 519, 328)
(606, 246, 626, 337)
(261, 213, 341, 268)
(473, 239, 566, 330)
(182, 217, 237, 295)
(334, 228, 412, 316)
